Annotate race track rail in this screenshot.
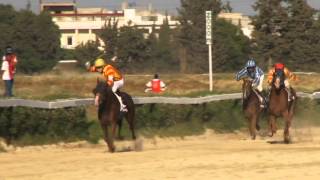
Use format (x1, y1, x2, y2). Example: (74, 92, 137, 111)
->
(0, 92, 319, 109)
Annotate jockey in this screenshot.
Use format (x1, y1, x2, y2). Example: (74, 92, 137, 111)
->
(267, 63, 297, 101)
(236, 58, 265, 108)
(86, 58, 127, 112)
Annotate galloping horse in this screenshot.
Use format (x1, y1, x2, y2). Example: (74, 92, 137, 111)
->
(242, 78, 263, 140)
(268, 70, 296, 143)
(93, 79, 136, 152)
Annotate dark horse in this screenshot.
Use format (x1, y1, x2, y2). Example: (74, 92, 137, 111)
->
(93, 79, 136, 152)
(268, 70, 296, 143)
(242, 78, 263, 140)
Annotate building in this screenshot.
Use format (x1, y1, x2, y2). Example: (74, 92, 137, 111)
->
(41, 1, 253, 49)
(41, 1, 179, 49)
(218, 12, 254, 39)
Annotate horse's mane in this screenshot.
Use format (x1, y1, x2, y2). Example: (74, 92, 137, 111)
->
(93, 80, 116, 105)
(242, 79, 257, 108)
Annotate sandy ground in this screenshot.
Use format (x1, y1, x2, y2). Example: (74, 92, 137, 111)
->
(1, 128, 320, 180)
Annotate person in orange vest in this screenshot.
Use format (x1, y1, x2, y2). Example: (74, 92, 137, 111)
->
(145, 74, 166, 93)
(86, 58, 127, 112)
(1, 46, 18, 97)
(267, 62, 297, 101)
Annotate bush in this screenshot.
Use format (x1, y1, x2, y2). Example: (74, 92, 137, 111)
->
(135, 100, 246, 137)
(0, 107, 92, 145)
(1, 98, 319, 146)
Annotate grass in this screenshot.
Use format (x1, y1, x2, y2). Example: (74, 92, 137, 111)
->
(0, 72, 319, 100)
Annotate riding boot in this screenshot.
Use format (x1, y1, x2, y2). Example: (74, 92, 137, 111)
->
(258, 93, 266, 108)
(285, 87, 292, 101)
(254, 89, 265, 108)
(114, 92, 128, 112)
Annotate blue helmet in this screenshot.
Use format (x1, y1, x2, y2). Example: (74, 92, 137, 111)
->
(246, 59, 256, 68)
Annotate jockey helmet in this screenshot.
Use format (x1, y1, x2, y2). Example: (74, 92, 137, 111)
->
(274, 63, 284, 70)
(5, 46, 13, 54)
(94, 58, 105, 68)
(246, 59, 256, 68)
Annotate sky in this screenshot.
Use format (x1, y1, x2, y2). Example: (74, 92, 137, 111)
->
(1, 0, 320, 15)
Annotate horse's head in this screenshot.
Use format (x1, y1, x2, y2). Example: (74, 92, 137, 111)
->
(242, 78, 253, 99)
(273, 69, 285, 90)
(92, 78, 112, 106)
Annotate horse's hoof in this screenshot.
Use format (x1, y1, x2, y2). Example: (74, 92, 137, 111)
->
(108, 147, 116, 153)
(268, 132, 273, 137)
(284, 136, 291, 144)
(256, 125, 261, 131)
(251, 136, 256, 140)
(117, 136, 125, 141)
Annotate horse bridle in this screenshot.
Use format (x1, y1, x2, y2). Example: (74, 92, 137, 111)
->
(242, 79, 253, 100)
(274, 69, 285, 89)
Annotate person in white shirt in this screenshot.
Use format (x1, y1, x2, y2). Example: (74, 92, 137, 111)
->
(1, 46, 18, 97)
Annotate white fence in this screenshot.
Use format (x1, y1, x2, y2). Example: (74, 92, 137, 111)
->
(0, 92, 319, 109)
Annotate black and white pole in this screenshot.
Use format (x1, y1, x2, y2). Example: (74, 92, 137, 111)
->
(206, 11, 213, 91)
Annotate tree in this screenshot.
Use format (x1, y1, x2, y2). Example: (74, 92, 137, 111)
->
(213, 19, 250, 71)
(284, 0, 319, 70)
(12, 11, 61, 73)
(154, 16, 179, 72)
(176, 0, 250, 72)
(176, 0, 222, 73)
(252, 0, 320, 71)
(98, 18, 119, 60)
(74, 41, 102, 68)
(0, 5, 17, 54)
(117, 24, 149, 72)
(251, 0, 289, 69)
(222, 1, 233, 13)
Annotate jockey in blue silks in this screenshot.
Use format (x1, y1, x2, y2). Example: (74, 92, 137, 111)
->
(236, 59, 266, 108)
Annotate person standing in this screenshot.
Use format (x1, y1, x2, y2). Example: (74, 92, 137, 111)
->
(1, 46, 18, 97)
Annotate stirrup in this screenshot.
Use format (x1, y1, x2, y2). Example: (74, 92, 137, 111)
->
(120, 105, 128, 112)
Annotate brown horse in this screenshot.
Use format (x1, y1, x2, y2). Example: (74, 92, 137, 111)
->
(242, 79, 263, 140)
(93, 79, 136, 152)
(268, 70, 296, 143)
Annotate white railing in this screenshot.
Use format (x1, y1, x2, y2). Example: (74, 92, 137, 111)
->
(0, 92, 319, 109)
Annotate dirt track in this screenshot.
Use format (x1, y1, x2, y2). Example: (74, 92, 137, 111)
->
(1, 129, 320, 180)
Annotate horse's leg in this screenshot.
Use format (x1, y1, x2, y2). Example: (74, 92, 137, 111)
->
(268, 115, 277, 137)
(126, 110, 136, 140)
(246, 115, 255, 140)
(112, 122, 117, 141)
(100, 121, 115, 153)
(250, 115, 257, 140)
(283, 112, 291, 144)
(117, 113, 124, 140)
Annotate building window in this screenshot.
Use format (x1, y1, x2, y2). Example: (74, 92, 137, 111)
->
(67, 36, 73, 46)
(141, 16, 158, 21)
(79, 29, 89, 34)
(61, 29, 75, 34)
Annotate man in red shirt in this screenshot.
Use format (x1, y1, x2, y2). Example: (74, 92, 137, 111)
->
(145, 74, 166, 93)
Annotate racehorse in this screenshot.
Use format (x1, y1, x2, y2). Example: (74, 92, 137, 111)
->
(93, 79, 136, 152)
(242, 78, 263, 140)
(268, 70, 296, 143)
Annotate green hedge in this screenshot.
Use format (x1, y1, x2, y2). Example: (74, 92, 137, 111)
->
(0, 107, 92, 145)
(0, 98, 319, 146)
(134, 100, 246, 137)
